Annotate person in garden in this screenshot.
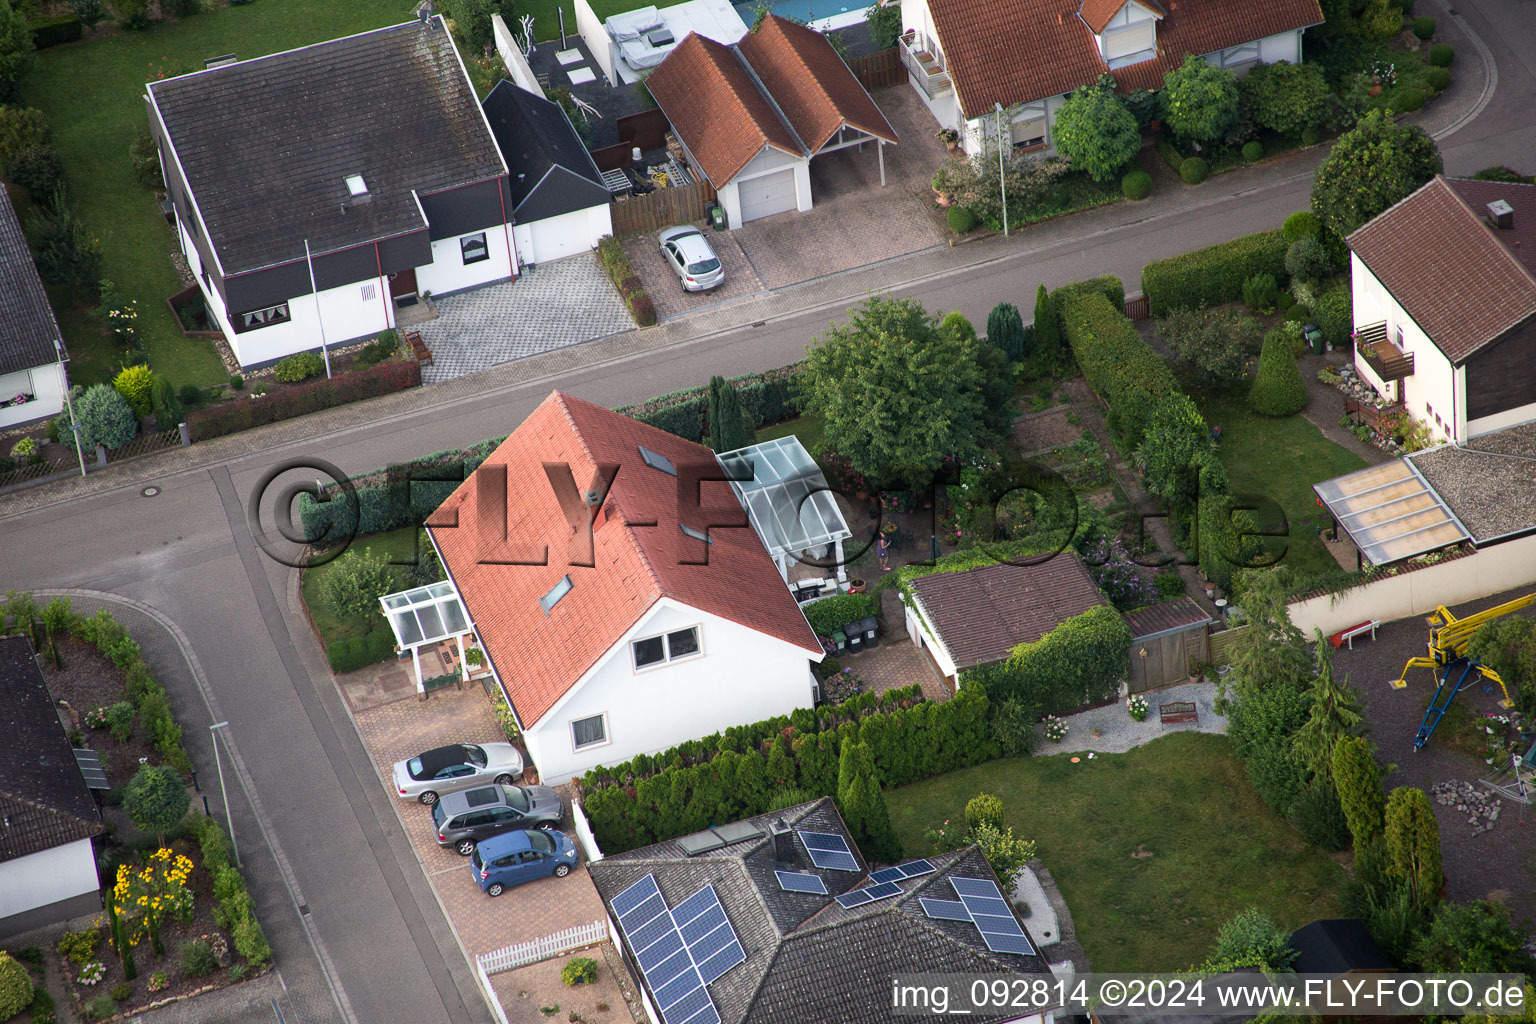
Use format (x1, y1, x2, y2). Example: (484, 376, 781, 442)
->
(877, 533, 890, 572)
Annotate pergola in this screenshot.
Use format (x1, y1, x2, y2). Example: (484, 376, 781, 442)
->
(379, 581, 475, 695)
(716, 436, 852, 583)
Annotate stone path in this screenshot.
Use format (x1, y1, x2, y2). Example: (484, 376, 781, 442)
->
(419, 256, 633, 383)
(1035, 680, 1228, 755)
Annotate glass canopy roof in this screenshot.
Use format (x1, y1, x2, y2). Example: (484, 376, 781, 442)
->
(380, 581, 470, 649)
(716, 436, 851, 556)
(1314, 459, 1469, 566)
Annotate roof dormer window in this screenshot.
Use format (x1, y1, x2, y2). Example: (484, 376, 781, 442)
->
(345, 174, 369, 197)
(539, 575, 573, 615)
(638, 445, 676, 476)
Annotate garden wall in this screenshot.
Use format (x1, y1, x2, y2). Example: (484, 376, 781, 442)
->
(1287, 535, 1536, 637)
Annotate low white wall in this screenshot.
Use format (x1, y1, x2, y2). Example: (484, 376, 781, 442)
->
(574, 0, 616, 86)
(493, 14, 544, 96)
(0, 838, 98, 920)
(570, 795, 605, 863)
(1288, 533, 1536, 638)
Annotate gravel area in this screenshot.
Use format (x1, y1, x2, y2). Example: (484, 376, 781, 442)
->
(1409, 424, 1536, 542)
(1034, 681, 1228, 754)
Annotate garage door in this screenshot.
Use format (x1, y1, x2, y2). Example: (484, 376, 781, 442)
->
(737, 168, 797, 223)
(527, 210, 595, 264)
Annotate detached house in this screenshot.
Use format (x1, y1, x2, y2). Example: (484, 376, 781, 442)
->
(1348, 175, 1536, 444)
(900, 0, 1322, 156)
(146, 18, 516, 368)
(0, 188, 69, 430)
(426, 391, 829, 783)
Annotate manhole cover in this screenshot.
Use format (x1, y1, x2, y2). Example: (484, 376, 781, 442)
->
(141, 486, 160, 497)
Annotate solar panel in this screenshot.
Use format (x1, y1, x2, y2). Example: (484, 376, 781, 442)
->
(866, 866, 906, 885)
(833, 881, 901, 909)
(868, 859, 939, 885)
(676, 831, 727, 856)
(72, 749, 109, 790)
(710, 821, 762, 844)
(776, 871, 828, 895)
(950, 877, 1035, 956)
(797, 830, 859, 871)
(921, 898, 972, 922)
(614, 875, 720, 1024)
(674, 885, 746, 984)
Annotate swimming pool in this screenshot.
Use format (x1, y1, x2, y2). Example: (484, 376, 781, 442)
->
(733, 0, 870, 31)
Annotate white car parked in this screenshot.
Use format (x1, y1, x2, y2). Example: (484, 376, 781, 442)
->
(658, 225, 724, 292)
(390, 742, 524, 805)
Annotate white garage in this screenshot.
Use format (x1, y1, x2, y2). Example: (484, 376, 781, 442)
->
(483, 81, 614, 266)
(737, 168, 799, 223)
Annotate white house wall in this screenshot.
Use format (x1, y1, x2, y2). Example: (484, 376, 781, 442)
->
(0, 838, 99, 923)
(1204, 29, 1302, 73)
(415, 224, 515, 297)
(906, 597, 958, 680)
(1351, 253, 1460, 443)
(522, 598, 817, 783)
(0, 362, 65, 428)
(961, 95, 1066, 157)
(715, 147, 812, 227)
(574, 0, 618, 85)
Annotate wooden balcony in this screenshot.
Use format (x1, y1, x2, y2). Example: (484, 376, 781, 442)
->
(1354, 321, 1414, 382)
(900, 30, 951, 98)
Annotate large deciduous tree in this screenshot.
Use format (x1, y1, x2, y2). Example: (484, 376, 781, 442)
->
(1311, 109, 1442, 239)
(1052, 76, 1141, 183)
(1163, 55, 1240, 145)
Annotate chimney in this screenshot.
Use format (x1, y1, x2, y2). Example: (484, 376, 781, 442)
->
(1488, 199, 1514, 229)
(771, 819, 794, 864)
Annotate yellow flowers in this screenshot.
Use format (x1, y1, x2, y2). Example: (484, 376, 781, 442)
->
(118, 845, 198, 944)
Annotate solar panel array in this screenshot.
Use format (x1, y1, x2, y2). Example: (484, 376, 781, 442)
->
(833, 881, 902, 909)
(612, 874, 748, 1024)
(72, 749, 109, 790)
(775, 871, 828, 895)
(919, 897, 972, 922)
(796, 830, 859, 871)
(867, 859, 937, 885)
(951, 877, 1035, 955)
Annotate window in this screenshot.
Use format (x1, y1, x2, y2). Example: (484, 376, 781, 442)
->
(1010, 111, 1046, 149)
(680, 524, 714, 544)
(235, 302, 289, 333)
(461, 232, 490, 265)
(572, 713, 608, 750)
(638, 445, 677, 475)
(540, 575, 573, 616)
(1395, 325, 1405, 347)
(631, 626, 702, 670)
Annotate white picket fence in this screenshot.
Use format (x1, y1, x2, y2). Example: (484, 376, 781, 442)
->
(475, 959, 512, 1024)
(476, 919, 611, 975)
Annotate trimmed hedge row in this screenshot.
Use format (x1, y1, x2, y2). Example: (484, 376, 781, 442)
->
(327, 628, 395, 673)
(964, 604, 1131, 715)
(187, 359, 420, 441)
(1141, 229, 1288, 316)
(803, 592, 877, 638)
(29, 13, 82, 47)
(1061, 290, 1177, 448)
(614, 364, 803, 444)
(579, 684, 995, 852)
(1051, 273, 1125, 316)
(598, 236, 657, 326)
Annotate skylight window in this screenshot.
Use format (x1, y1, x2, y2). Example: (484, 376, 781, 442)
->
(637, 445, 676, 475)
(345, 174, 368, 196)
(539, 575, 573, 616)
(680, 524, 714, 544)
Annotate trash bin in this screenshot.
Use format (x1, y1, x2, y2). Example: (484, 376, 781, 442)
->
(831, 630, 847, 653)
(846, 626, 864, 652)
(710, 205, 726, 232)
(858, 616, 879, 648)
(1304, 324, 1324, 355)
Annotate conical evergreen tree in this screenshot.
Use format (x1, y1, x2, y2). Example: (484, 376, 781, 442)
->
(835, 737, 901, 863)
(1295, 632, 1365, 779)
(1030, 285, 1060, 369)
(1332, 735, 1386, 847)
(1384, 786, 1442, 911)
(986, 302, 1025, 362)
(707, 376, 751, 452)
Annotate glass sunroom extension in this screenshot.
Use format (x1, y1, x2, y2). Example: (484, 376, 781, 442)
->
(716, 436, 852, 582)
(380, 581, 477, 695)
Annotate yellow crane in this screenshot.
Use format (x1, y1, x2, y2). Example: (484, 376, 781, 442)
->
(1393, 592, 1534, 750)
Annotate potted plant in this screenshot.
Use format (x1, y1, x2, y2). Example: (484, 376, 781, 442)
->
(465, 647, 484, 668)
(848, 578, 867, 594)
(936, 127, 960, 153)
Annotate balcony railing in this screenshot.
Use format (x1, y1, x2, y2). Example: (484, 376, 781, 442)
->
(900, 30, 951, 98)
(1354, 321, 1414, 382)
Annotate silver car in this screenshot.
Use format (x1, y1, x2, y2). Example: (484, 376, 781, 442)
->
(390, 742, 524, 805)
(659, 225, 724, 292)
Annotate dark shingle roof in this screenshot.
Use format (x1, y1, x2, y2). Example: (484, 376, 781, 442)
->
(589, 798, 1051, 1024)
(1123, 597, 1213, 640)
(481, 81, 610, 223)
(148, 18, 506, 275)
(0, 187, 64, 376)
(0, 635, 104, 863)
(1290, 919, 1394, 974)
(908, 554, 1109, 669)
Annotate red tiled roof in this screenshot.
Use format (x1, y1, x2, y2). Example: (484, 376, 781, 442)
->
(645, 31, 803, 187)
(928, 0, 1322, 118)
(739, 16, 898, 152)
(429, 391, 821, 728)
(1348, 176, 1536, 363)
(1122, 597, 1212, 639)
(1078, 0, 1163, 35)
(907, 555, 1108, 668)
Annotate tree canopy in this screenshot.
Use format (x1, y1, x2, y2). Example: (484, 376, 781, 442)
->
(1311, 110, 1442, 239)
(1243, 61, 1332, 138)
(1163, 55, 1240, 144)
(1052, 76, 1141, 183)
(123, 764, 190, 845)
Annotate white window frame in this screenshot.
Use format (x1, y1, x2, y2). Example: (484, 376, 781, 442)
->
(1010, 103, 1048, 149)
(1102, 21, 1154, 62)
(1218, 42, 1261, 68)
(571, 712, 610, 752)
(630, 625, 704, 673)
(235, 302, 290, 333)
(461, 231, 490, 265)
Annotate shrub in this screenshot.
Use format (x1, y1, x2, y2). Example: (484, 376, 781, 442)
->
(1425, 66, 1450, 91)
(1282, 210, 1320, 243)
(186, 360, 420, 441)
(969, 821, 1037, 892)
(179, 939, 216, 977)
(0, 105, 48, 167)
(1242, 140, 1263, 162)
(129, 130, 161, 188)
(124, 763, 189, 841)
(1052, 76, 1141, 183)
(1154, 570, 1186, 597)
(1213, 907, 1298, 970)
(1412, 15, 1434, 38)
(1179, 157, 1209, 184)
(1121, 169, 1151, 200)
(75, 383, 137, 450)
(113, 364, 155, 418)
(964, 792, 1004, 833)
(1289, 780, 1351, 849)
(985, 302, 1025, 362)
(1393, 87, 1427, 113)
(1061, 291, 1177, 447)
(0, 953, 32, 1019)
(273, 351, 325, 382)
(10, 143, 63, 203)
(233, 914, 271, 965)
(28, 12, 81, 47)
(1313, 287, 1352, 348)
(1413, 900, 1535, 973)
(994, 605, 1132, 714)
(1242, 60, 1331, 139)
(1159, 307, 1262, 391)
(319, 546, 395, 621)
(618, 275, 642, 298)
(177, 383, 201, 408)
(109, 981, 131, 1002)
(357, 331, 398, 364)
(104, 700, 135, 742)
(165, 0, 200, 15)
(1164, 54, 1240, 144)
(1242, 273, 1279, 312)
(629, 292, 656, 327)
(1300, 126, 1320, 146)
(989, 695, 1038, 757)
(561, 957, 598, 987)
(803, 592, 876, 637)
(1332, 735, 1386, 845)
(1384, 786, 1442, 910)
(1141, 229, 1288, 316)
(1429, 43, 1453, 66)
(1248, 331, 1308, 416)
(85, 994, 115, 1022)
(326, 628, 395, 673)
(114, 0, 150, 29)
(1285, 237, 1331, 284)
(150, 377, 182, 427)
(946, 206, 976, 234)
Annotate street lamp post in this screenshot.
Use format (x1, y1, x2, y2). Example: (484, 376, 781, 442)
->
(209, 721, 240, 867)
(994, 102, 1009, 238)
(55, 338, 86, 477)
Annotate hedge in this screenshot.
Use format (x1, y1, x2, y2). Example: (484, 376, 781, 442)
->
(1050, 274, 1125, 317)
(803, 592, 877, 637)
(187, 359, 419, 441)
(1060, 290, 1177, 448)
(614, 364, 803, 443)
(963, 604, 1131, 716)
(1141, 229, 1289, 316)
(327, 628, 396, 673)
(578, 683, 995, 852)
(29, 13, 81, 47)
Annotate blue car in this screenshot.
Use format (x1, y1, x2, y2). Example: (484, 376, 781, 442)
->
(470, 829, 578, 896)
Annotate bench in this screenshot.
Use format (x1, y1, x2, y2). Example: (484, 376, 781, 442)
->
(1329, 620, 1378, 650)
(1159, 701, 1199, 725)
(404, 329, 432, 367)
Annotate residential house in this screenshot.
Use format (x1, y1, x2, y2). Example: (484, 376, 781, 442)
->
(0, 635, 105, 938)
(588, 797, 1055, 1024)
(1347, 175, 1536, 444)
(646, 16, 898, 227)
(146, 18, 516, 368)
(0, 188, 69, 431)
(426, 391, 829, 783)
(900, 0, 1322, 156)
(481, 80, 614, 266)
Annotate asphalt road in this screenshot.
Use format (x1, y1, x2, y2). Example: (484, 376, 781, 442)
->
(3, 4, 1533, 1021)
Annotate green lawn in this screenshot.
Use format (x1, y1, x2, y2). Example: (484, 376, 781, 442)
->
(1199, 395, 1367, 586)
(299, 527, 423, 646)
(887, 732, 1350, 971)
(755, 412, 824, 451)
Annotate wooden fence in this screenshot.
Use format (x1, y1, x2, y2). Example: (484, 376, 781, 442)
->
(476, 919, 610, 974)
(106, 426, 184, 463)
(1124, 295, 1150, 321)
(617, 108, 669, 151)
(847, 46, 904, 90)
(0, 456, 73, 491)
(610, 179, 717, 236)
(1206, 624, 1250, 666)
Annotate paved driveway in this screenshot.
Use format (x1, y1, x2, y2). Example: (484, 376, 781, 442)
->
(621, 228, 767, 321)
(418, 254, 633, 383)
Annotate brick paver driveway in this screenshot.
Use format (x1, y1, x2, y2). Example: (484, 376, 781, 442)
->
(349, 686, 607, 957)
(621, 227, 766, 321)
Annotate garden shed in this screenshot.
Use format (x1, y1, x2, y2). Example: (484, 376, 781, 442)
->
(1122, 598, 1215, 694)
